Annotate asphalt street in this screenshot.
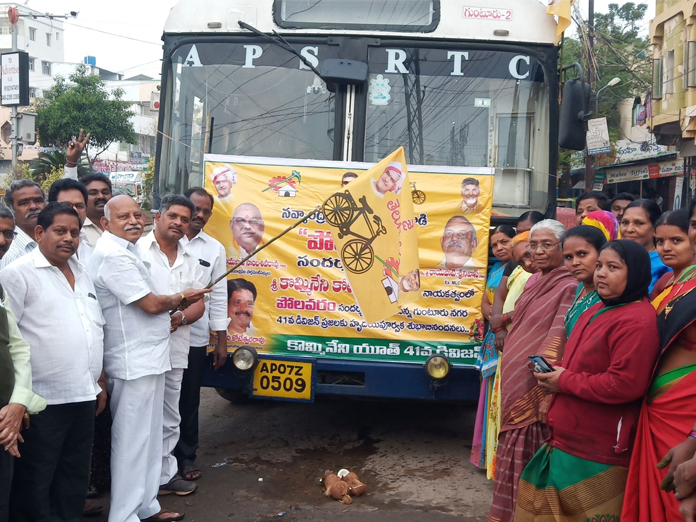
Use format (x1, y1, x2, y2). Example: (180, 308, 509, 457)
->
(89, 388, 492, 521)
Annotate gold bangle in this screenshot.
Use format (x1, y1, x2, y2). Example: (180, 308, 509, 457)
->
(180, 293, 186, 302)
(23, 412, 29, 420)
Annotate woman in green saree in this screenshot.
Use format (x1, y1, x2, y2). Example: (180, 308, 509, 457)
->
(561, 226, 607, 336)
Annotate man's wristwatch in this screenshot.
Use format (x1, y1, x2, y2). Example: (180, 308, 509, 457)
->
(175, 310, 187, 325)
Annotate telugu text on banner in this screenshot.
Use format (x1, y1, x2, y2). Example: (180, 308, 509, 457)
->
(204, 154, 494, 367)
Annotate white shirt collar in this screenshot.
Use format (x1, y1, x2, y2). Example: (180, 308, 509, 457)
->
(31, 246, 82, 274)
(140, 230, 186, 269)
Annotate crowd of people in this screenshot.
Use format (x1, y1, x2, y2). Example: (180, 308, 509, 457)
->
(473, 189, 696, 522)
(0, 132, 229, 522)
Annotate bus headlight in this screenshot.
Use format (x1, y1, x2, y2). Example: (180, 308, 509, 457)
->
(232, 346, 258, 372)
(424, 355, 450, 380)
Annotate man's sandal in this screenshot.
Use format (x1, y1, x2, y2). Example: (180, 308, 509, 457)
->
(141, 509, 185, 521)
(181, 464, 202, 481)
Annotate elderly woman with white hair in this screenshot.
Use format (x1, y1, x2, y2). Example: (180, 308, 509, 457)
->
(487, 219, 578, 522)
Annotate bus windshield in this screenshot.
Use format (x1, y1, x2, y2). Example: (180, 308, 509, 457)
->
(160, 42, 337, 193)
(364, 47, 550, 213)
(160, 41, 551, 214)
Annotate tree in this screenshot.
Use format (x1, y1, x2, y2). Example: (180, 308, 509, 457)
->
(559, 2, 651, 170)
(141, 157, 155, 211)
(30, 150, 91, 181)
(35, 65, 136, 166)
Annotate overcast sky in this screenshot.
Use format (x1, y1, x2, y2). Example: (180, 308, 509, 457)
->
(17, 0, 655, 80)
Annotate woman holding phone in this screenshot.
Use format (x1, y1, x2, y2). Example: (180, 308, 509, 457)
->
(514, 240, 660, 521)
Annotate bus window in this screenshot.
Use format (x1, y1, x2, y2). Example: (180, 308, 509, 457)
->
(363, 47, 550, 215)
(160, 42, 337, 192)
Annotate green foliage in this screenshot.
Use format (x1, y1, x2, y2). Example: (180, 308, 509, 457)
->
(560, 3, 651, 162)
(141, 157, 155, 211)
(11, 162, 31, 181)
(35, 65, 136, 161)
(30, 150, 91, 181)
(39, 166, 63, 194)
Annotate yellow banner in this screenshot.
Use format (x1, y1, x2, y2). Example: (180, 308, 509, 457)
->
(203, 154, 494, 366)
(547, 0, 576, 45)
(322, 148, 419, 323)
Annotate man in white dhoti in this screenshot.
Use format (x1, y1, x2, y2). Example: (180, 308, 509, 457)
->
(87, 195, 209, 522)
(137, 194, 206, 497)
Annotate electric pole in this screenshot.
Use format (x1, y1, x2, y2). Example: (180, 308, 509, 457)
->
(7, 7, 78, 169)
(584, 0, 595, 193)
(10, 11, 17, 168)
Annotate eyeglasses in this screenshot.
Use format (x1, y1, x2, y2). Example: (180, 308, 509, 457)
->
(233, 218, 263, 227)
(64, 203, 86, 211)
(529, 241, 559, 252)
(0, 230, 17, 241)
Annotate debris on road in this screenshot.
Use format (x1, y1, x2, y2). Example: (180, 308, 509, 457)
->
(322, 469, 367, 504)
(212, 462, 227, 468)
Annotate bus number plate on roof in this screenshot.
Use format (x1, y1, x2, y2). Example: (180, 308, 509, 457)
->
(251, 359, 313, 402)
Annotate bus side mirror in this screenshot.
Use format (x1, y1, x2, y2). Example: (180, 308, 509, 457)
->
(320, 59, 368, 85)
(559, 78, 591, 151)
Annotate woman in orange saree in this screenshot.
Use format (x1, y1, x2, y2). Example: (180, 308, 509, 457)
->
(621, 204, 696, 522)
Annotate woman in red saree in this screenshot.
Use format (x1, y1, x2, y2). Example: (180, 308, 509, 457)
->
(621, 202, 696, 522)
(487, 220, 577, 522)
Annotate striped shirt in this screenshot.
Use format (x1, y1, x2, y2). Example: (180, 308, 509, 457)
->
(0, 227, 36, 270)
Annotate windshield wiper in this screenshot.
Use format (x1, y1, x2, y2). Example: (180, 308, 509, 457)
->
(237, 21, 368, 89)
(238, 21, 323, 78)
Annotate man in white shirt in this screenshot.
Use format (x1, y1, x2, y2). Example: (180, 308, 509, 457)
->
(48, 178, 93, 263)
(87, 195, 208, 522)
(1, 202, 104, 522)
(0, 203, 47, 522)
(174, 188, 229, 482)
(62, 129, 113, 248)
(0, 179, 46, 269)
(137, 194, 206, 497)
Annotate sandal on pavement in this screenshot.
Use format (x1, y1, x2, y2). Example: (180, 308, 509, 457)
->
(159, 476, 197, 496)
(86, 485, 100, 499)
(141, 509, 185, 521)
(181, 463, 201, 481)
(83, 501, 103, 517)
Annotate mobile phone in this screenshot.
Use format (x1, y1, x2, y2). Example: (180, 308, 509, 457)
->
(528, 355, 554, 373)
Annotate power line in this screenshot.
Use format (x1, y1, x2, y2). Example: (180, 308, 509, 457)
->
(63, 21, 161, 46)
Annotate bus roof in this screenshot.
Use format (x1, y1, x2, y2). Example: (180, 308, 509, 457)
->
(163, 0, 558, 46)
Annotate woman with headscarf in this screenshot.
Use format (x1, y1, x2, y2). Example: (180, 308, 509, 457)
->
(487, 220, 577, 522)
(514, 240, 660, 521)
(621, 201, 696, 522)
(471, 225, 516, 472)
(620, 198, 671, 293)
(650, 209, 696, 304)
(562, 226, 607, 336)
(581, 209, 619, 241)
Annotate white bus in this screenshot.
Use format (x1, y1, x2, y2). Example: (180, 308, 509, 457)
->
(156, 0, 561, 217)
(155, 0, 578, 402)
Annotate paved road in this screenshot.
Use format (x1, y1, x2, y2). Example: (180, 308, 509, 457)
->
(90, 388, 492, 521)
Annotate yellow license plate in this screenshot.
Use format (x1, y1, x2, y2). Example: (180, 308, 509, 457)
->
(251, 359, 313, 401)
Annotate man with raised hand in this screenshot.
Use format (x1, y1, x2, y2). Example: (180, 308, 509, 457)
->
(0, 180, 45, 269)
(63, 130, 113, 248)
(88, 195, 209, 522)
(2, 203, 103, 522)
(137, 194, 206, 497)
(174, 188, 229, 482)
